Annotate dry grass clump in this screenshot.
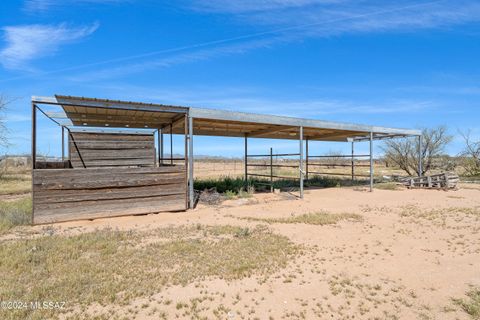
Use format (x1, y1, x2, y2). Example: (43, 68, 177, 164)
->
(0, 225, 297, 320)
(453, 287, 480, 319)
(232, 211, 363, 225)
(399, 205, 480, 222)
(374, 182, 404, 191)
(0, 196, 32, 233)
(0, 168, 31, 195)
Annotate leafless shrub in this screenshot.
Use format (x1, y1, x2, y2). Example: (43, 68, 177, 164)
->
(0, 95, 8, 148)
(459, 130, 480, 176)
(381, 126, 452, 176)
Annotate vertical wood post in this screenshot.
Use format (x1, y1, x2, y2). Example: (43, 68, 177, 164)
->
(369, 132, 374, 192)
(270, 147, 273, 192)
(305, 139, 309, 181)
(244, 134, 248, 185)
(418, 135, 423, 177)
(299, 126, 304, 199)
(61, 126, 65, 162)
(351, 141, 355, 182)
(188, 116, 194, 209)
(32, 103, 36, 169)
(170, 124, 173, 164)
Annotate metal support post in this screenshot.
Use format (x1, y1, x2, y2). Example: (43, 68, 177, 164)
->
(305, 139, 309, 181)
(32, 103, 36, 169)
(188, 117, 194, 209)
(299, 126, 304, 198)
(170, 124, 173, 164)
(61, 126, 65, 162)
(158, 129, 162, 166)
(244, 134, 248, 185)
(369, 132, 374, 192)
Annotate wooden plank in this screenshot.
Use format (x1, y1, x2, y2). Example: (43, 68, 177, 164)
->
(71, 132, 154, 141)
(68, 131, 156, 168)
(34, 198, 185, 224)
(35, 193, 184, 210)
(33, 166, 187, 224)
(34, 184, 186, 204)
(33, 166, 184, 178)
(70, 159, 155, 167)
(70, 141, 153, 149)
(33, 170, 185, 183)
(69, 148, 155, 159)
(33, 174, 185, 190)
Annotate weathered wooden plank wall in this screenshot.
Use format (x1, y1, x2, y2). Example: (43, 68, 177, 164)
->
(69, 132, 155, 168)
(33, 166, 186, 224)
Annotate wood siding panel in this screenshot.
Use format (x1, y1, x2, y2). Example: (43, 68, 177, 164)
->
(33, 166, 187, 224)
(69, 132, 155, 168)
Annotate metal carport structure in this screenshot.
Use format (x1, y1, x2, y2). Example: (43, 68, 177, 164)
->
(31, 95, 421, 222)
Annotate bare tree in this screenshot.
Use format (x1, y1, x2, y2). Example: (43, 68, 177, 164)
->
(0, 95, 8, 147)
(459, 130, 480, 176)
(382, 126, 453, 176)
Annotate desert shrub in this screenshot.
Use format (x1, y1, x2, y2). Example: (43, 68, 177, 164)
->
(195, 175, 362, 195)
(194, 177, 248, 193)
(224, 190, 237, 199)
(453, 287, 480, 319)
(0, 196, 32, 232)
(233, 211, 363, 225)
(374, 182, 403, 191)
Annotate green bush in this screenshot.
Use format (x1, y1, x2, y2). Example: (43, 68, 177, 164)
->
(194, 177, 248, 193)
(224, 190, 237, 199)
(194, 175, 364, 195)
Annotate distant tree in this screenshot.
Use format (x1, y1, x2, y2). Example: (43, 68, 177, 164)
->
(381, 126, 453, 176)
(459, 130, 480, 176)
(0, 95, 7, 147)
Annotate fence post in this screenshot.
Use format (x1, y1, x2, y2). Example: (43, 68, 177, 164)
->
(351, 141, 354, 182)
(270, 147, 273, 192)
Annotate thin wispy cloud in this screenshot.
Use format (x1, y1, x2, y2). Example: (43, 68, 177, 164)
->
(65, 0, 480, 81)
(89, 84, 435, 117)
(187, 0, 345, 13)
(68, 36, 282, 81)
(23, 0, 129, 12)
(187, 0, 480, 35)
(5, 0, 480, 81)
(0, 23, 99, 70)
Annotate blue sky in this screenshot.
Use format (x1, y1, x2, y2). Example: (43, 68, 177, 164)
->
(0, 0, 479, 157)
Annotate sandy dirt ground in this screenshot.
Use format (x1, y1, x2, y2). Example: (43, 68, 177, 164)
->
(11, 184, 480, 319)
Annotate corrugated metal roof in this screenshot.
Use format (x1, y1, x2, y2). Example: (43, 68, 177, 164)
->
(32, 95, 420, 141)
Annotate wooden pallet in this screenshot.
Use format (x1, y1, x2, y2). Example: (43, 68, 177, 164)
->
(401, 172, 459, 190)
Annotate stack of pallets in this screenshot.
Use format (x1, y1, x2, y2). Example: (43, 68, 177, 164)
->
(401, 172, 459, 190)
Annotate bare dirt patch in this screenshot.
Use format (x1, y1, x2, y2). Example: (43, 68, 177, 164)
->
(1, 185, 479, 319)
